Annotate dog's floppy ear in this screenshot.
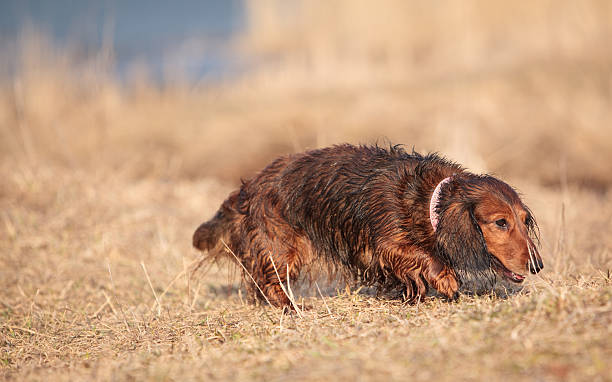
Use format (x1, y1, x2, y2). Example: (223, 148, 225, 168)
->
(433, 198, 496, 293)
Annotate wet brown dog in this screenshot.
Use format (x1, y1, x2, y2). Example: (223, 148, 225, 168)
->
(193, 144, 543, 307)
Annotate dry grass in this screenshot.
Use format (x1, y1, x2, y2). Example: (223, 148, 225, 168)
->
(1, 1, 612, 381)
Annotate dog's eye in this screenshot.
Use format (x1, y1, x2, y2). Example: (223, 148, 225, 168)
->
(495, 219, 508, 228)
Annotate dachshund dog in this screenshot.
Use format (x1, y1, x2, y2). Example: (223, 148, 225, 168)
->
(193, 144, 543, 307)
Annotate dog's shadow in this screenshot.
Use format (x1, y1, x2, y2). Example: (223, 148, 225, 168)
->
(200, 267, 525, 305)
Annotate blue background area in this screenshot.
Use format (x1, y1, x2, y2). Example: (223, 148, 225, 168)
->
(0, 0, 245, 81)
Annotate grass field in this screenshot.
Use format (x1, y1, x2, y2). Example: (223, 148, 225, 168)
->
(1, 1, 612, 381)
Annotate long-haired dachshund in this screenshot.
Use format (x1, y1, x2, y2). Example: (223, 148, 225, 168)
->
(193, 144, 543, 307)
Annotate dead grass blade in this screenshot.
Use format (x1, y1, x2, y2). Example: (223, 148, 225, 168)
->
(268, 253, 303, 318)
(4, 325, 54, 339)
(220, 239, 273, 308)
(141, 261, 162, 316)
(315, 281, 332, 315)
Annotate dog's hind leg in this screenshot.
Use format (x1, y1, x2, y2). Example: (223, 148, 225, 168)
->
(245, 225, 305, 308)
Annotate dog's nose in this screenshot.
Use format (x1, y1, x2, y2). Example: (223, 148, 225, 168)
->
(528, 258, 544, 274)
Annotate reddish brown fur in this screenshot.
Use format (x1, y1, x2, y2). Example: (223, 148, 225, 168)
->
(193, 144, 542, 308)
(473, 185, 542, 280)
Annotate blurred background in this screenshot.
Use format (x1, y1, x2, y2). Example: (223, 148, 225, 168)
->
(2, 3, 611, 378)
(1, 0, 611, 189)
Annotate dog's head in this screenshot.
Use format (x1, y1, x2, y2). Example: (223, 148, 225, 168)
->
(434, 175, 542, 294)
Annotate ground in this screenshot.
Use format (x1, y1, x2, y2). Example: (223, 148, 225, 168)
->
(1, 150, 610, 381)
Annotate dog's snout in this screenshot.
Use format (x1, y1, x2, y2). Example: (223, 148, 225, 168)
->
(528, 257, 544, 274)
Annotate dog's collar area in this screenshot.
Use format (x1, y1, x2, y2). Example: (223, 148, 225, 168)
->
(429, 176, 452, 231)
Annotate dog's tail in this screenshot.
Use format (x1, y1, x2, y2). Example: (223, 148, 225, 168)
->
(193, 191, 240, 252)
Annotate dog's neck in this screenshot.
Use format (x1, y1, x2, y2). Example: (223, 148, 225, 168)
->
(429, 176, 452, 231)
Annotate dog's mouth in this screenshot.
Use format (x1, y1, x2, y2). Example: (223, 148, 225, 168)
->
(491, 256, 525, 283)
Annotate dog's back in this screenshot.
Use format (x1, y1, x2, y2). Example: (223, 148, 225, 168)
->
(194, 144, 425, 258)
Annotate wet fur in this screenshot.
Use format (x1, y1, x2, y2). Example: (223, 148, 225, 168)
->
(193, 144, 540, 307)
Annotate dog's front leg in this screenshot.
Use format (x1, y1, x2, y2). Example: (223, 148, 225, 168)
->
(379, 247, 430, 303)
(421, 257, 459, 300)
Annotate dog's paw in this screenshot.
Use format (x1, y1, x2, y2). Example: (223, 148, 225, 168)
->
(427, 266, 459, 300)
(435, 272, 459, 300)
(422, 260, 459, 301)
